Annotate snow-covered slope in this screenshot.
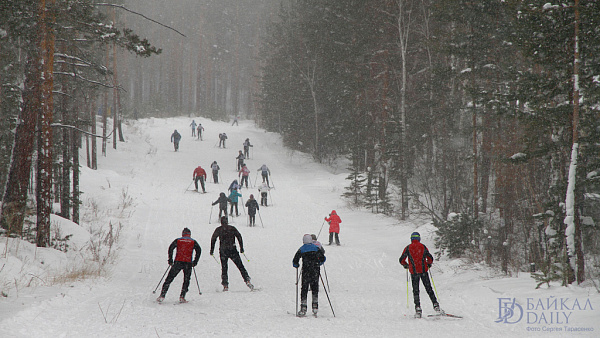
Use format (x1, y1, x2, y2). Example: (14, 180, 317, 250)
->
(1, 117, 598, 337)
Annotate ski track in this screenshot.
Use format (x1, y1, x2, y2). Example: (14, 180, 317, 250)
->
(1, 117, 598, 337)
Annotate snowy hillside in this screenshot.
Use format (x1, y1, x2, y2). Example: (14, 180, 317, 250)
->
(1, 117, 598, 337)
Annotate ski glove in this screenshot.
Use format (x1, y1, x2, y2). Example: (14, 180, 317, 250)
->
(192, 262, 198, 267)
(168, 259, 173, 266)
(427, 263, 432, 268)
(402, 264, 408, 269)
(293, 263, 299, 268)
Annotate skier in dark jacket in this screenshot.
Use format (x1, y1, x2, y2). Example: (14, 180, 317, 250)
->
(197, 123, 204, 140)
(212, 192, 230, 218)
(228, 179, 241, 194)
(157, 228, 201, 303)
(293, 234, 326, 316)
(218, 133, 228, 148)
(236, 151, 245, 171)
(210, 216, 253, 291)
(243, 138, 253, 159)
(399, 232, 441, 318)
(211, 161, 220, 183)
(245, 194, 259, 226)
(171, 130, 182, 151)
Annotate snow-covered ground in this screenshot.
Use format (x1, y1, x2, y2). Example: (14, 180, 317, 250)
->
(1, 116, 598, 337)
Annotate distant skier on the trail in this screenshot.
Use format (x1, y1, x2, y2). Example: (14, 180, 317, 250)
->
(245, 194, 259, 226)
(212, 192, 230, 218)
(232, 116, 239, 126)
(210, 216, 254, 291)
(171, 129, 182, 152)
(325, 210, 342, 246)
(218, 133, 228, 148)
(228, 179, 241, 194)
(238, 164, 251, 189)
(190, 120, 197, 137)
(243, 138, 253, 159)
(257, 164, 271, 187)
(293, 234, 326, 317)
(157, 227, 201, 303)
(193, 165, 207, 193)
(197, 123, 204, 140)
(228, 188, 242, 217)
(211, 161, 220, 183)
(236, 150, 245, 171)
(258, 182, 270, 206)
(399, 232, 441, 318)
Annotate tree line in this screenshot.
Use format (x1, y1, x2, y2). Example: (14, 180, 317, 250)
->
(256, 0, 600, 287)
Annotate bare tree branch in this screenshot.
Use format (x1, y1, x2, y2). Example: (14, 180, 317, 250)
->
(95, 3, 187, 37)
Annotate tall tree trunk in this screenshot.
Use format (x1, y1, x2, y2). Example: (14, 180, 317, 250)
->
(90, 97, 97, 169)
(36, 0, 56, 247)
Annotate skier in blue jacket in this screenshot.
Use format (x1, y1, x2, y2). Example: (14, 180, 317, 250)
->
(228, 189, 242, 216)
(293, 234, 326, 316)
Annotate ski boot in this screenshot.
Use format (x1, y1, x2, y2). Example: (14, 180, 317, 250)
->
(179, 297, 188, 303)
(223, 285, 229, 292)
(156, 296, 165, 303)
(297, 304, 307, 317)
(312, 303, 318, 316)
(246, 280, 254, 291)
(415, 306, 422, 318)
(434, 303, 444, 315)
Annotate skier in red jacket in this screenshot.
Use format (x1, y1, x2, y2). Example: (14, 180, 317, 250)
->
(324, 210, 342, 246)
(193, 165, 207, 193)
(399, 232, 441, 317)
(157, 228, 201, 303)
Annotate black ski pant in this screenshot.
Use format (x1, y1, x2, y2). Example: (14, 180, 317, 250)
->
(244, 147, 249, 158)
(219, 248, 250, 286)
(218, 206, 227, 218)
(173, 141, 179, 151)
(261, 173, 269, 186)
(249, 214, 256, 226)
(411, 272, 438, 309)
(194, 177, 205, 192)
(300, 268, 320, 309)
(329, 232, 340, 245)
(212, 170, 219, 183)
(229, 202, 239, 216)
(240, 176, 249, 188)
(191, 128, 196, 137)
(260, 192, 268, 206)
(160, 261, 192, 298)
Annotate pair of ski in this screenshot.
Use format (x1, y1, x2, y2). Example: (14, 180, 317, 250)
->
(417, 312, 462, 319)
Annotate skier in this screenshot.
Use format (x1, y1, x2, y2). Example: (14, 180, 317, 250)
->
(399, 232, 441, 318)
(325, 210, 342, 246)
(258, 182, 270, 206)
(236, 151, 246, 171)
(192, 165, 207, 193)
(156, 228, 201, 303)
(293, 234, 326, 316)
(232, 116, 239, 126)
(211, 161, 220, 183)
(171, 129, 182, 152)
(238, 164, 251, 189)
(219, 133, 228, 148)
(243, 138, 253, 159)
(311, 234, 325, 254)
(228, 179, 241, 194)
(212, 192, 230, 218)
(245, 194, 259, 226)
(190, 120, 197, 137)
(228, 188, 242, 217)
(257, 164, 271, 187)
(210, 216, 253, 291)
(197, 123, 204, 140)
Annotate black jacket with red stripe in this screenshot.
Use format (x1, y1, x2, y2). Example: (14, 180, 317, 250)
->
(399, 239, 434, 274)
(168, 235, 201, 264)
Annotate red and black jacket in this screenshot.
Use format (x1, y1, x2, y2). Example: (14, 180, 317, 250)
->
(399, 240, 433, 274)
(168, 235, 201, 264)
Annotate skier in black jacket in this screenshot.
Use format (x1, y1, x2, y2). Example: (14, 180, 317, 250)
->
(157, 228, 201, 303)
(293, 234, 326, 316)
(212, 192, 230, 218)
(245, 194, 259, 226)
(210, 216, 253, 291)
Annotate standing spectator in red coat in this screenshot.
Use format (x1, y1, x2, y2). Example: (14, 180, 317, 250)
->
(399, 232, 441, 318)
(324, 210, 342, 246)
(193, 165, 207, 193)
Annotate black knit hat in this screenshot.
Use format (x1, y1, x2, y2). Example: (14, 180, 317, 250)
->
(220, 216, 228, 225)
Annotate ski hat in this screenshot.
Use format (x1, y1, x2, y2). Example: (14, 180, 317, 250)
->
(250, 194, 254, 199)
(221, 216, 228, 225)
(303, 234, 313, 244)
(220, 192, 226, 197)
(331, 210, 337, 215)
(182, 228, 191, 236)
(411, 232, 421, 241)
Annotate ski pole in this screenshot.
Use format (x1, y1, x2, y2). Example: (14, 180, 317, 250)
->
(295, 268, 299, 316)
(320, 274, 336, 317)
(243, 252, 250, 262)
(185, 179, 194, 193)
(211, 254, 219, 265)
(219, 172, 222, 184)
(323, 264, 331, 293)
(316, 220, 326, 239)
(209, 205, 214, 224)
(257, 209, 264, 228)
(406, 269, 409, 308)
(429, 269, 439, 301)
(193, 267, 202, 295)
(254, 172, 258, 186)
(152, 266, 170, 294)
(270, 176, 275, 189)
(268, 190, 274, 206)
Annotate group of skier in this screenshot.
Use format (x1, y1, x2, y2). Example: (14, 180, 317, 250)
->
(162, 119, 443, 319)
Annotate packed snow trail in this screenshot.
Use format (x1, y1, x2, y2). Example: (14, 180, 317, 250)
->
(1, 117, 598, 337)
